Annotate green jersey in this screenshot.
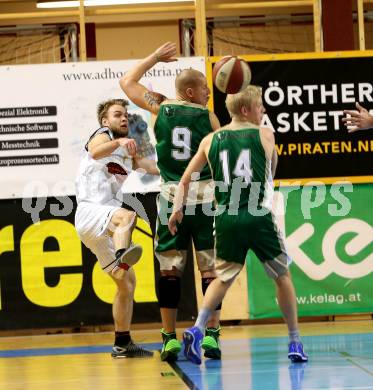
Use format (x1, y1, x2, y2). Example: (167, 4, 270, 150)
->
(154, 100, 213, 183)
(208, 127, 272, 210)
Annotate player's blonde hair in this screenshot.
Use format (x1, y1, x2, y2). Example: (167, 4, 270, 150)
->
(225, 85, 262, 118)
(97, 98, 129, 126)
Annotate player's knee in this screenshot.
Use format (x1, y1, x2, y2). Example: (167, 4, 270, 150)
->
(115, 212, 137, 236)
(158, 275, 181, 309)
(115, 209, 136, 224)
(122, 210, 136, 224)
(273, 270, 291, 285)
(201, 277, 222, 311)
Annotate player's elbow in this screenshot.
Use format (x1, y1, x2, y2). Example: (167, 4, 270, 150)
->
(88, 149, 102, 160)
(119, 76, 133, 94)
(89, 152, 100, 160)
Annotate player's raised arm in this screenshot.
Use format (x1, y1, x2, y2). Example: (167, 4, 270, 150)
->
(119, 42, 177, 115)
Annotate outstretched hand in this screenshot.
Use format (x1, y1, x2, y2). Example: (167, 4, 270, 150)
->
(343, 102, 373, 133)
(168, 210, 184, 236)
(154, 42, 178, 63)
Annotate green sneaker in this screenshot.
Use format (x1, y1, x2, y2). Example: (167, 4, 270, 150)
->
(160, 329, 182, 362)
(202, 326, 221, 359)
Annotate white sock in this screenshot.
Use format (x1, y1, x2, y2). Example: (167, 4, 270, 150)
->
(195, 308, 213, 332)
(289, 329, 300, 343)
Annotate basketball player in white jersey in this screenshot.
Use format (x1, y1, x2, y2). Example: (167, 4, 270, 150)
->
(75, 98, 158, 358)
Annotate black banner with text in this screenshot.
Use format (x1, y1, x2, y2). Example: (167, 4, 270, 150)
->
(0, 195, 197, 331)
(212, 55, 373, 180)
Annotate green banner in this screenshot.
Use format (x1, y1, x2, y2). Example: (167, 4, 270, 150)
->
(247, 183, 373, 319)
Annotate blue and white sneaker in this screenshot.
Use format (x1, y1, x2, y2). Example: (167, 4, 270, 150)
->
(288, 341, 308, 362)
(183, 326, 203, 365)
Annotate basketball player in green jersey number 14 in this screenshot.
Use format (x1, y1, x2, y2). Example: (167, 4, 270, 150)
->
(169, 85, 308, 365)
(120, 42, 223, 362)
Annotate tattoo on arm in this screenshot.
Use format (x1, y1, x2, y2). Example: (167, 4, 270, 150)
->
(144, 91, 166, 108)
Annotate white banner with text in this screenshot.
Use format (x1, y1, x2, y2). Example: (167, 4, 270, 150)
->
(0, 57, 205, 199)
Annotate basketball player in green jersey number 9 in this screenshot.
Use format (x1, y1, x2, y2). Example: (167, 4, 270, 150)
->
(169, 85, 308, 365)
(120, 42, 223, 362)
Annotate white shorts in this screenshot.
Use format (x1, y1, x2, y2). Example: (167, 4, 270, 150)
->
(155, 248, 214, 273)
(214, 257, 244, 283)
(215, 253, 289, 283)
(75, 202, 120, 273)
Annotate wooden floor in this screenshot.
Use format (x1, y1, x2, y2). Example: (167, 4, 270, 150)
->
(1, 320, 373, 390)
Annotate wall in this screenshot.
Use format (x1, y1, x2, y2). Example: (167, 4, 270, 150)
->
(213, 22, 315, 55)
(95, 21, 180, 60)
(0, 33, 61, 65)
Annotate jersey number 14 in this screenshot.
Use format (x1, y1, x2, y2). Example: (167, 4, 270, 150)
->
(219, 149, 253, 185)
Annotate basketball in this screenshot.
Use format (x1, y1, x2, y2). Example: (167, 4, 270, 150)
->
(212, 56, 251, 94)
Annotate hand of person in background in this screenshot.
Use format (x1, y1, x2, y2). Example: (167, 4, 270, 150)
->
(343, 102, 373, 133)
(118, 137, 137, 156)
(153, 41, 178, 63)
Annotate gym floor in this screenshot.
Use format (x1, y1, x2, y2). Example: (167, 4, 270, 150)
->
(1, 320, 372, 390)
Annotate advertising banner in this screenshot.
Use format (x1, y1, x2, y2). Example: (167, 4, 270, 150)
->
(211, 53, 373, 182)
(247, 183, 373, 318)
(0, 57, 206, 199)
(0, 197, 198, 330)
(210, 52, 373, 317)
(0, 58, 204, 329)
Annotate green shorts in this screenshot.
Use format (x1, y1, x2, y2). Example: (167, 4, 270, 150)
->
(214, 209, 290, 278)
(155, 195, 215, 272)
(155, 195, 214, 252)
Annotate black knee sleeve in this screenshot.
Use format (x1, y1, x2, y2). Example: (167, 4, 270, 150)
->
(158, 276, 181, 309)
(202, 277, 222, 311)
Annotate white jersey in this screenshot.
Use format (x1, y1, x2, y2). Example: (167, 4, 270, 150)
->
(75, 127, 133, 207)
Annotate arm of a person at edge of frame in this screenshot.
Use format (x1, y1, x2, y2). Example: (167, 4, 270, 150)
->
(260, 126, 277, 178)
(271, 146, 278, 179)
(168, 135, 212, 236)
(342, 102, 373, 133)
(119, 42, 177, 115)
(133, 156, 160, 176)
(88, 133, 137, 160)
(209, 111, 221, 131)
